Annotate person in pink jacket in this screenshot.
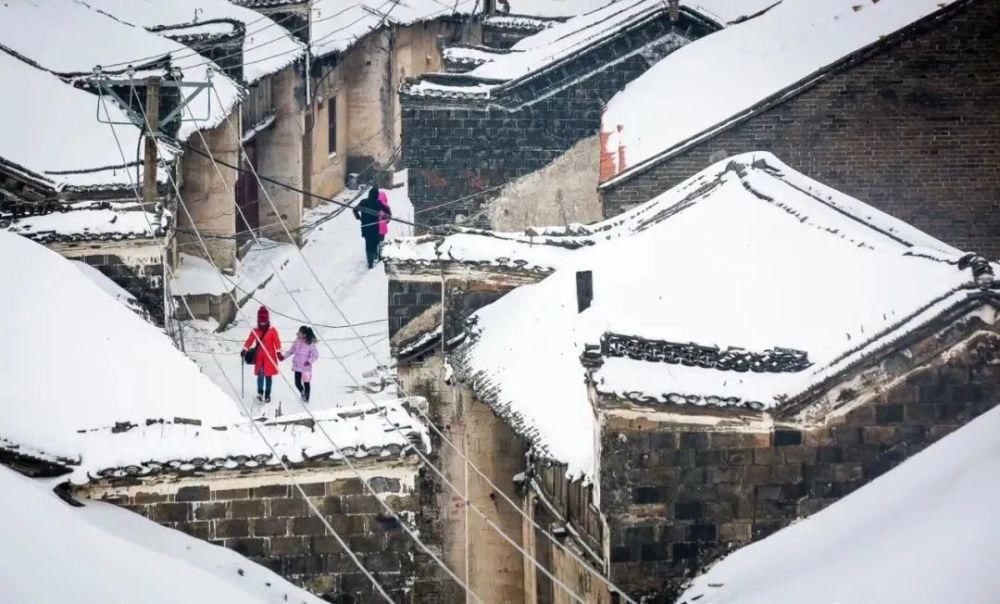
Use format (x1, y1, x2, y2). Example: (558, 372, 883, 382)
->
(377, 190, 392, 262)
(283, 326, 319, 402)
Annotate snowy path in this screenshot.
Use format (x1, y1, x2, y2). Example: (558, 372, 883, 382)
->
(183, 186, 413, 418)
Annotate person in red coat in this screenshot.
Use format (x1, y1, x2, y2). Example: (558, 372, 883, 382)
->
(242, 306, 282, 402)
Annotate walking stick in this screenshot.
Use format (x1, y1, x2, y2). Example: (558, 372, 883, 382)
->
(240, 352, 245, 400)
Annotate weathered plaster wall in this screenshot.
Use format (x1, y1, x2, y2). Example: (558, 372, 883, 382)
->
(343, 30, 396, 173)
(602, 0, 1000, 258)
(256, 65, 304, 243)
(400, 355, 528, 603)
(79, 461, 425, 603)
(310, 71, 349, 201)
(179, 117, 239, 270)
(485, 135, 602, 231)
(598, 308, 1000, 601)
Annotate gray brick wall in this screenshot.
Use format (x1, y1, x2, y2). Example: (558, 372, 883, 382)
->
(97, 471, 424, 603)
(603, 0, 1000, 259)
(599, 329, 1000, 601)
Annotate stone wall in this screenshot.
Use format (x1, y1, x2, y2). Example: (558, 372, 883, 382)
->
(79, 461, 425, 603)
(55, 239, 165, 325)
(386, 267, 540, 340)
(598, 315, 1000, 600)
(602, 0, 1000, 258)
(401, 14, 713, 228)
(388, 276, 442, 338)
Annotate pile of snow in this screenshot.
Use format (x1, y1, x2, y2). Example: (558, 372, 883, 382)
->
(311, 0, 477, 59)
(603, 0, 958, 179)
(84, 0, 305, 83)
(171, 241, 294, 297)
(0, 0, 242, 146)
(678, 406, 1000, 604)
(451, 153, 974, 476)
(0, 232, 243, 462)
(0, 466, 325, 604)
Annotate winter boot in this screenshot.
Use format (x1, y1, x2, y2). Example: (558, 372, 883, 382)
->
(265, 394, 271, 403)
(256, 392, 263, 402)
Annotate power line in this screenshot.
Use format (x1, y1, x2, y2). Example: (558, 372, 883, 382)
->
(100, 91, 395, 603)
(206, 84, 595, 604)
(204, 78, 639, 602)
(150, 85, 485, 603)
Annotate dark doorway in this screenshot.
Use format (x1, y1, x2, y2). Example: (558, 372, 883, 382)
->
(236, 140, 260, 236)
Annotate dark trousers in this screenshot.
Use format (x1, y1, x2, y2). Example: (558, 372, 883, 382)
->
(294, 371, 311, 401)
(256, 373, 272, 396)
(363, 234, 380, 268)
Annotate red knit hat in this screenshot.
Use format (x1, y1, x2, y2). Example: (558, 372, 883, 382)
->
(257, 306, 270, 324)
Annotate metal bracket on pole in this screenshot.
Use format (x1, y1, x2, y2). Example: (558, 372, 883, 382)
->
(91, 65, 214, 134)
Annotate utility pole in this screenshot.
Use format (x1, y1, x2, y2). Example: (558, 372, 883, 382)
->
(142, 76, 161, 207)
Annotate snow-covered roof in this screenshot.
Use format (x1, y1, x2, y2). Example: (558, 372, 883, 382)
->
(310, 0, 477, 59)
(602, 0, 960, 183)
(70, 401, 428, 484)
(5, 200, 169, 243)
(405, 0, 776, 96)
(0, 0, 242, 142)
(443, 45, 511, 68)
(83, 0, 305, 83)
(503, 0, 772, 21)
(0, 232, 428, 482)
(0, 53, 160, 191)
(679, 405, 1000, 604)
(432, 152, 985, 476)
(0, 467, 326, 604)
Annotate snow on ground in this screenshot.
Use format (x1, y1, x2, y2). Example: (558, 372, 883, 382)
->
(171, 239, 296, 297)
(182, 184, 414, 416)
(0, 231, 243, 462)
(83, 0, 304, 83)
(0, 466, 324, 604)
(678, 406, 1000, 604)
(451, 153, 973, 476)
(603, 0, 957, 179)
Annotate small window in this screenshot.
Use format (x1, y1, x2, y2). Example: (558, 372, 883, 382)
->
(327, 98, 337, 157)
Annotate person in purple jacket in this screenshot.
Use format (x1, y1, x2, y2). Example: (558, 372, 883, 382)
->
(283, 326, 319, 402)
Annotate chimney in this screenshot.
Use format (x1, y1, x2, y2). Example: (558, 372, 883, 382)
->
(576, 270, 593, 313)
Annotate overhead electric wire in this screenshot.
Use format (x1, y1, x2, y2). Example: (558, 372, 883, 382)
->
(196, 80, 642, 604)
(100, 92, 395, 604)
(206, 84, 596, 604)
(141, 84, 485, 603)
